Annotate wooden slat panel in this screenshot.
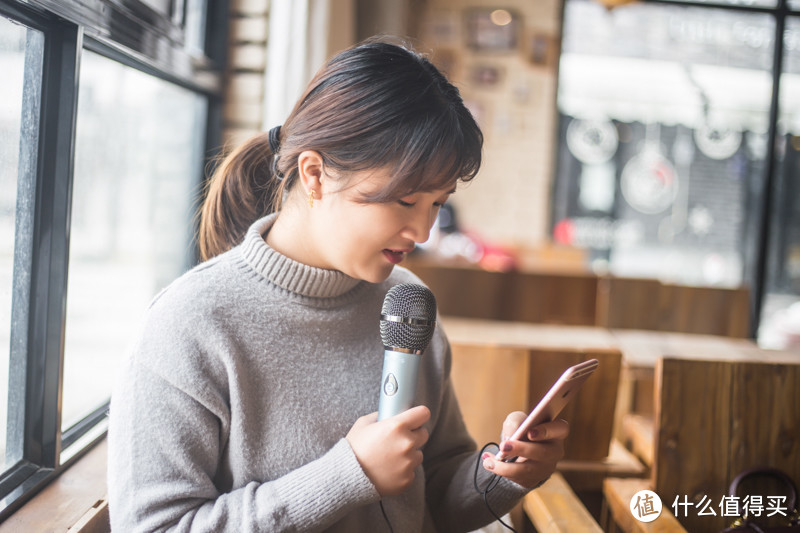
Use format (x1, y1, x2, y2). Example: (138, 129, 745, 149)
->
(406, 262, 508, 320)
(620, 414, 655, 468)
(597, 277, 663, 331)
(523, 472, 602, 532)
(651, 357, 800, 532)
(653, 358, 732, 533)
(449, 343, 530, 447)
(527, 348, 621, 461)
(504, 272, 598, 326)
(728, 361, 800, 515)
(559, 439, 647, 492)
(660, 285, 750, 338)
(603, 478, 689, 533)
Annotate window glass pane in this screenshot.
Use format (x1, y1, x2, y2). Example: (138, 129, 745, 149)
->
(758, 16, 800, 349)
(0, 17, 43, 470)
(63, 50, 207, 432)
(554, 0, 774, 288)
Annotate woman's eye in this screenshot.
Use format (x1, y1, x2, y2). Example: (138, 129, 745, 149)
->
(398, 200, 415, 207)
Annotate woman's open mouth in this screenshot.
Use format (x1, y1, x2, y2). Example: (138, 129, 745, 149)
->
(382, 249, 410, 264)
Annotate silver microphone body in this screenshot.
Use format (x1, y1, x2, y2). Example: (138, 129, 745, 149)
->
(376, 283, 437, 421)
(378, 348, 422, 420)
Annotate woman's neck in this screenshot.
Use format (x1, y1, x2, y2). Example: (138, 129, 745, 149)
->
(265, 200, 325, 269)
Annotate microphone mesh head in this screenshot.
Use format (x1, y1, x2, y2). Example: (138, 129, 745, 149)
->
(380, 283, 437, 352)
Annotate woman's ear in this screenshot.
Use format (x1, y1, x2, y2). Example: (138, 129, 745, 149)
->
(297, 150, 325, 203)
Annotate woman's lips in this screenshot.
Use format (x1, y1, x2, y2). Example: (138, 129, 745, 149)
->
(383, 248, 412, 264)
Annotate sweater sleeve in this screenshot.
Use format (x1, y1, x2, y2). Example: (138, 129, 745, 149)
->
(421, 339, 531, 533)
(107, 359, 380, 533)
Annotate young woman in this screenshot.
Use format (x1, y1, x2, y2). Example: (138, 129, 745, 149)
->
(108, 38, 569, 532)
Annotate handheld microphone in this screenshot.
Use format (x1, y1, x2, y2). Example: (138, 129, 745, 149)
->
(377, 283, 437, 420)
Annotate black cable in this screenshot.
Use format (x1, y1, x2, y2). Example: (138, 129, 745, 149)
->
(379, 500, 395, 533)
(473, 442, 518, 533)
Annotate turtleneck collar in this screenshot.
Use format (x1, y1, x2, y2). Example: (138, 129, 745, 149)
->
(238, 214, 363, 299)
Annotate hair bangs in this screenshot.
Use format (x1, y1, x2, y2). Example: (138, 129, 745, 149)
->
(356, 105, 482, 203)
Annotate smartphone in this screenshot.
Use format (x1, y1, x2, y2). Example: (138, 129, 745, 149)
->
(495, 358, 599, 462)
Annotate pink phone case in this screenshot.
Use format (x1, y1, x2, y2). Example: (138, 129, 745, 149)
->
(495, 358, 599, 462)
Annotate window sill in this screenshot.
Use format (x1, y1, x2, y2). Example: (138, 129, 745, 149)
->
(0, 438, 108, 533)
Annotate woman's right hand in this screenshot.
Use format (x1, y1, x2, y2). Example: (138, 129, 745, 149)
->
(346, 405, 431, 496)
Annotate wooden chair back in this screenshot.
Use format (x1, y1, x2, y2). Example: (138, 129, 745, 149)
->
(449, 343, 622, 461)
(597, 277, 750, 337)
(652, 357, 800, 532)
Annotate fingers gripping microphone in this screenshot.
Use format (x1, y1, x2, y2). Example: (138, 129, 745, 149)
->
(377, 283, 437, 420)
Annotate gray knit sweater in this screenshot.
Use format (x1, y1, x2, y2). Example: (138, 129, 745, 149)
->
(107, 214, 528, 532)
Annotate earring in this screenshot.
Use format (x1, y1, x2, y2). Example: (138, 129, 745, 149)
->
(307, 189, 315, 208)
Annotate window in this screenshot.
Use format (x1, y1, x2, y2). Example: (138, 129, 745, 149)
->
(0, 14, 44, 473)
(758, 14, 800, 349)
(554, 0, 799, 343)
(61, 50, 207, 444)
(0, 0, 225, 518)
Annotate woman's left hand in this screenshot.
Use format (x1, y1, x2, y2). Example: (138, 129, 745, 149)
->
(480, 411, 569, 489)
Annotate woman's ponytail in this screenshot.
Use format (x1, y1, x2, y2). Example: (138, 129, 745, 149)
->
(197, 132, 279, 261)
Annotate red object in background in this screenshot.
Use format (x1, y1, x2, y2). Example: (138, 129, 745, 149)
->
(553, 219, 575, 245)
(462, 230, 517, 272)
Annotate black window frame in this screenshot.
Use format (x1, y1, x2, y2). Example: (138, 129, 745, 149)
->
(0, 0, 227, 519)
(556, 0, 800, 337)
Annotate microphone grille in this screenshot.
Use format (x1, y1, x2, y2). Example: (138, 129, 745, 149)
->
(380, 283, 437, 352)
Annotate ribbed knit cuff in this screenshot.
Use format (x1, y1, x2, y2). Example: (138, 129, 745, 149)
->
(475, 466, 531, 511)
(260, 439, 380, 530)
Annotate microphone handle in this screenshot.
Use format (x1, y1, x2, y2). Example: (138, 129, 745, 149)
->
(377, 349, 421, 420)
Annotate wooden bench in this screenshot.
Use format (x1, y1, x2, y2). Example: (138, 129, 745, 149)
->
(444, 318, 645, 487)
(524, 472, 603, 532)
(408, 259, 600, 326)
(602, 478, 687, 533)
(408, 258, 751, 337)
(611, 328, 760, 444)
(604, 355, 800, 532)
(597, 278, 750, 338)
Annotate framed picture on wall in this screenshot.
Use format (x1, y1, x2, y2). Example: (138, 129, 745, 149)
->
(465, 8, 520, 52)
(527, 33, 559, 68)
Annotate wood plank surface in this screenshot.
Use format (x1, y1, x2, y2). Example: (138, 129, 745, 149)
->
(504, 271, 598, 326)
(653, 358, 733, 533)
(620, 414, 655, 468)
(523, 472, 602, 532)
(653, 357, 800, 532)
(603, 478, 688, 533)
(558, 439, 647, 492)
(727, 360, 800, 525)
(442, 317, 618, 352)
(0, 440, 108, 533)
(449, 344, 530, 447)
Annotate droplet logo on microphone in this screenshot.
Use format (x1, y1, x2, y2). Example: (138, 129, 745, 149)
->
(383, 374, 398, 396)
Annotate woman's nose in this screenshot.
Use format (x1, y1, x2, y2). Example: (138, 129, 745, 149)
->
(404, 206, 436, 243)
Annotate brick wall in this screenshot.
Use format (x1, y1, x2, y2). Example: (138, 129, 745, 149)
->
(223, 0, 269, 149)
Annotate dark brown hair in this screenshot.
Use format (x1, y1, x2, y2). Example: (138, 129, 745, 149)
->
(198, 38, 483, 260)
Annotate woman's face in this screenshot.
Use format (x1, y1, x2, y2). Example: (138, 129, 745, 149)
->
(310, 169, 455, 283)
